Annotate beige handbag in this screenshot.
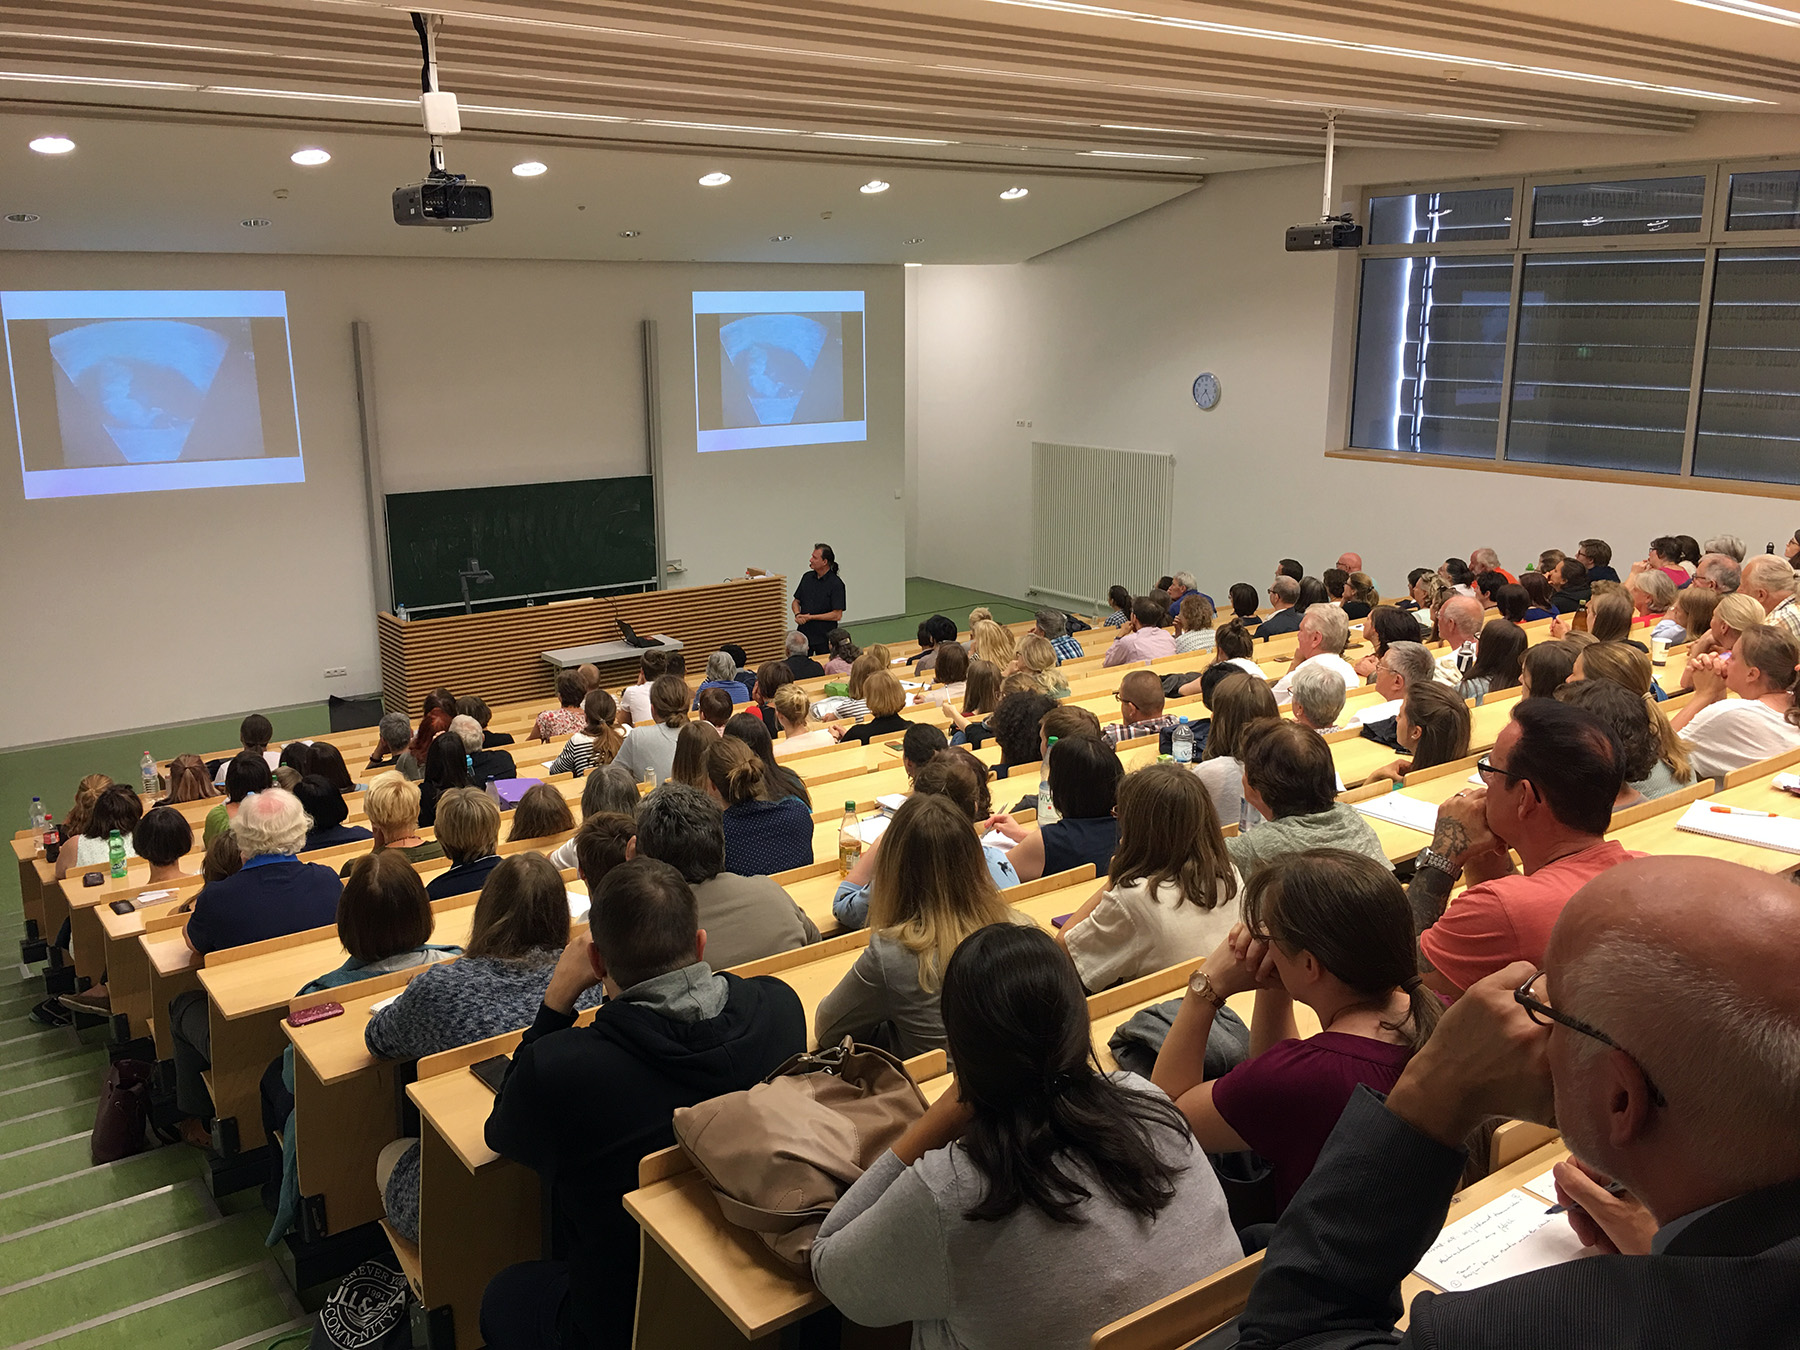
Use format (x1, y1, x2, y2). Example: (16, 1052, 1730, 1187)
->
(671, 1037, 928, 1273)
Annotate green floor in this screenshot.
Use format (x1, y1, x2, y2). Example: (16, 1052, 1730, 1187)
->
(846, 576, 1042, 649)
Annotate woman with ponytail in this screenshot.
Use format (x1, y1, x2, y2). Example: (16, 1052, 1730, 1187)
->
(705, 735, 812, 876)
(1569, 642, 1692, 797)
(1152, 849, 1439, 1214)
(811, 923, 1240, 1350)
(1671, 623, 1800, 779)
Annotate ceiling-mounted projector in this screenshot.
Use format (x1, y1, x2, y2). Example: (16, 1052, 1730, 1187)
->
(393, 14, 492, 229)
(1285, 217, 1363, 251)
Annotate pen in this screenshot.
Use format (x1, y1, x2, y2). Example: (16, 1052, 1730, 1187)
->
(1708, 804, 1780, 818)
(1546, 1179, 1629, 1215)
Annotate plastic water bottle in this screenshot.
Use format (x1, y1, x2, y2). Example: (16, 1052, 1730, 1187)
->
(1037, 736, 1061, 827)
(838, 800, 862, 877)
(29, 797, 43, 832)
(107, 829, 127, 879)
(1172, 717, 1194, 764)
(140, 751, 158, 797)
(396, 603, 409, 624)
(641, 766, 657, 790)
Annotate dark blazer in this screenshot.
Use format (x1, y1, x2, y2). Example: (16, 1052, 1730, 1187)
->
(1257, 608, 1303, 641)
(784, 653, 825, 680)
(1233, 1087, 1800, 1349)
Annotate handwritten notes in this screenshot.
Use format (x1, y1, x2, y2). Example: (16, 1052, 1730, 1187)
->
(1415, 1189, 1594, 1292)
(1520, 1167, 1560, 1204)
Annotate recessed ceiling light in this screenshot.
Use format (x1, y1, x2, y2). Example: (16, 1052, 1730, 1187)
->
(1080, 150, 1197, 161)
(904, 262, 922, 268)
(1000, 186, 1030, 200)
(770, 234, 792, 242)
(698, 171, 732, 187)
(618, 229, 640, 238)
(241, 218, 270, 228)
(1675, 0, 1800, 27)
(860, 179, 890, 194)
(28, 135, 74, 155)
(512, 160, 548, 177)
(5, 212, 38, 223)
(290, 147, 330, 166)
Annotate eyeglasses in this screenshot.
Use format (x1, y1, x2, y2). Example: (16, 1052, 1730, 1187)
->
(1514, 971, 1666, 1108)
(1474, 757, 1526, 785)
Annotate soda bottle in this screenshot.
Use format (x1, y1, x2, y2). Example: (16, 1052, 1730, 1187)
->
(140, 750, 159, 797)
(1037, 737, 1061, 827)
(108, 829, 127, 880)
(1172, 717, 1194, 764)
(838, 800, 862, 877)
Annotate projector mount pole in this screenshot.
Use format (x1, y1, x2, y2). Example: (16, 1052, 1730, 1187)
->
(412, 12, 446, 176)
(1320, 109, 1338, 224)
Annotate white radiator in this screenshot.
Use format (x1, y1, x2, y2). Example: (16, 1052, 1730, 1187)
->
(1031, 442, 1175, 611)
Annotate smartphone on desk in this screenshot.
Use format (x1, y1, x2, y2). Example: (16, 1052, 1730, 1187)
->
(470, 1054, 511, 1094)
(289, 1002, 344, 1027)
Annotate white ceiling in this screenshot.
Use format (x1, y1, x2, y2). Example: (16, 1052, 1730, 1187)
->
(4, 0, 1800, 263)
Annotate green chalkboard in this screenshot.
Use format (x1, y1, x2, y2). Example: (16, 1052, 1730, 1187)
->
(385, 475, 657, 612)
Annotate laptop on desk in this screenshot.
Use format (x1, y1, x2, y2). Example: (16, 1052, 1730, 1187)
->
(616, 620, 658, 649)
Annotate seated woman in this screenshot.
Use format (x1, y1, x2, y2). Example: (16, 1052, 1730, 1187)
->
(55, 782, 142, 880)
(706, 737, 813, 876)
(1520, 638, 1578, 700)
(823, 628, 859, 675)
(770, 683, 837, 756)
(668, 720, 717, 789)
(723, 712, 811, 805)
(692, 650, 753, 708)
(813, 649, 884, 722)
(1102, 583, 1135, 627)
(452, 715, 517, 787)
(457, 695, 513, 748)
(417, 731, 474, 828)
(367, 849, 606, 1242)
(303, 741, 359, 793)
(1457, 618, 1528, 700)
(295, 774, 374, 852)
(1365, 682, 1473, 787)
(970, 618, 1017, 671)
(546, 764, 640, 871)
(1672, 624, 1800, 779)
(613, 675, 690, 787)
(982, 734, 1124, 882)
(834, 671, 912, 745)
(425, 788, 503, 900)
(1668, 584, 1720, 649)
(532, 671, 589, 743)
(814, 794, 1020, 1057)
(911, 637, 968, 706)
(340, 773, 443, 875)
(157, 753, 218, 807)
(506, 783, 575, 843)
(812, 923, 1239, 1349)
(1151, 849, 1437, 1216)
(548, 689, 625, 777)
(1191, 671, 1280, 829)
(1350, 605, 1418, 680)
(1570, 642, 1693, 799)
(366, 713, 413, 772)
(1628, 568, 1684, 645)
(944, 658, 1003, 744)
(833, 747, 1018, 930)
(1225, 722, 1390, 875)
(59, 805, 198, 1015)
(1058, 763, 1240, 991)
(276, 741, 310, 793)
(1678, 591, 1766, 691)
(1007, 634, 1069, 699)
(263, 850, 457, 1239)
(1170, 594, 1216, 655)
(203, 753, 271, 844)
(1341, 571, 1378, 621)
(1555, 680, 1673, 811)
(395, 707, 452, 782)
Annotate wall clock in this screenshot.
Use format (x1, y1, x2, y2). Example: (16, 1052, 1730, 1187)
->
(1192, 372, 1221, 411)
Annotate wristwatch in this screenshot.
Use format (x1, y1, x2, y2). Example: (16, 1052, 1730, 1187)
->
(1187, 969, 1226, 1010)
(1417, 846, 1460, 878)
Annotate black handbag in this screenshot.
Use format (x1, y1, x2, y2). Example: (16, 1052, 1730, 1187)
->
(90, 1059, 154, 1164)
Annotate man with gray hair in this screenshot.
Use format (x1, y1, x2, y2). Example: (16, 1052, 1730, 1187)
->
(1257, 575, 1305, 640)
(452, 713, 517, 786)
(1702, 533, 1747, 563)
(1237, 854, 1800, 1348)
(632, 784, 819, 969)
(1166, 570, 1200, 612)
(1435, 594, 1487, 681)
(782, 630, 824, 680)
(1288, 662, 1348, 732)
(1353, 640, 1444, 749)
(1036, 608, 1084, 663)
(1743, 554, 1800, 641)
(1468, 546, 1516, 583)
(367, 712, 412, 771)
(1692, 552, 1741, 595)
(168, 787, 343, 1145)
(1271, 605, 1357, 703)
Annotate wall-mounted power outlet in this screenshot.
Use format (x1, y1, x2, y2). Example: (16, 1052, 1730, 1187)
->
(323, 667, 348, 678)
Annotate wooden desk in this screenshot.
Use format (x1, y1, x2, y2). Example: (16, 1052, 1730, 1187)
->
(1608, 766, 1800, 875)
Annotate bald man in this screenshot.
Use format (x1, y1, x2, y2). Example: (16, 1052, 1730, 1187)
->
(1335, 551, 1363, 575)
(1236, 854, 1800, 1348)
(1101, 668, 1183, 752)
(1433, 594, 1486, 681)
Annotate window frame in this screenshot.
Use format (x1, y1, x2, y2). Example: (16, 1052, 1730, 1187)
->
(1333, 154, 1800, 497)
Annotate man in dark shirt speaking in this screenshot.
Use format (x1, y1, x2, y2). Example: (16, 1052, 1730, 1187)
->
(792, 542, 846, 653)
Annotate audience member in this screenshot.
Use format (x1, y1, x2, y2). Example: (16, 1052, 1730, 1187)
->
(619, 649, 669, 726)
(1227, 722, 1387, 876)
(1356, 640, 1445, 750)
(1295, 576, 1330, 612)
(1548, 555, 1592, 613)
(970, 619, 1018, 671)
(693, 650, 752, 708)
(1555, 680, 1671, 811)
(811, 923, 1239, 1350)
(366, 714, 413, 771)
(770, 683, 835, 755)
(1101, 669, 1183, 750)
(1059, 763, 1241, 991)
(983, 735, 1123, 882)
(1692, 552, 1742, 594)
(1633, 536, 1689, 587)
(1458, 618, 1528, 699)
(1575, 536, 1619, 583)
(1366, 682, 1473, 786)
(451, 714, 516, 787)
(814, 649, 883, 721)
(1627, 569, 1683, 644)
(418, 731, 473, 827)
(1677, 589, 1764, 685)
(506, 784, 575, 843)
(1703, 531, 1747, 561)
(547, 689, 624, 777)
(823, 628, 859, 675)
(340, 774, 443, 875)
(1741, 553, 1800, 641)
(1173, 595, 1217, 654)
(1102, 584, 1134, 628)
(1469, 546, 1516, 584)
(1491, 581, 1528, 623)
(721, 712, 810, 807)
(1181, 619, 1266, 691)
(1289, 663, 1348, 733)
(397, 707, 452, 782)
(426, 788, 503, 900)
(1573, 643, 1693, 798)
(1277, 558, 1305, 583)
(1256, 577, 1304, 640)
(1035, 608, 1084, 662)
(1668, 584, 1720, 644)
(835, 671, 911, 745)
(971, 688, 1058, 776)
(204, 752, 271, 844)
(668, 720, 716, 790)
(56, 782, 141, 878)
(158, 753, 219, 807)
(295, 774, 373, 852)
(1227, 582, 1262, 629)
(210, 712, 279, 785)
(1410, 700, 1632, 998)
(546, 765, 640, 872)
(1433, 595, 1486, 680)
(1271, 605, 1357, 703)
(1194, 672, 1280, 829)
(1153, 849, 1439, 1215)
(614, 675, 689, 786)
(694, 686, 736, 732)
(481, 858, 806, 1350)
(705, 736, 813, 876)
(455, 695, 512, 748)
(1520, 639, 1578, 701)
(778, 630, 822, 680)
(1583, 589, 1637, 646)
(1438, 557, 1477, 597)
(1517, 571, 1558, 621)
(1341, 571, 1378, 620)
(901, 723, 950, 779)
(1672, 624, 1800, 778)
(533, 672, 589, 743)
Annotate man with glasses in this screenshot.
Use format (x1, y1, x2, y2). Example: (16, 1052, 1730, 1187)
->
(1408, 700, 1638, 1001)
(1255, 575, 1304, 641)
(1234, 854, 1800, 1348)
(1575, 537, 1620, 584)
(1689, 552, 1741, 595)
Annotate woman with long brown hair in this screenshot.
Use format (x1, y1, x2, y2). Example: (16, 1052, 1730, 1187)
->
(158, 755, 218, 806)
(706, 735, 812, 875)
(1192, 671, 1280, 827)
(547, 689, 625, 777)
(1572, 641, 1693, 796)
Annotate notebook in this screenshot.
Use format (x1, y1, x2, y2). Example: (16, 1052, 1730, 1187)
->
(1673, 800, 1800, 855)
(1353, 792, 1440, 835)
(1414, 1188, 1596, 1293)
(875, 793, 907, 815)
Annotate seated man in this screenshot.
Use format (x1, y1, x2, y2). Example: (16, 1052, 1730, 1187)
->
(1743, 553, 1800, 641)
(1356, 640, 1442, 750)
(1225, 721, 1389, 875)
(631, 784, 819, 967)
(1037, 608, 1085, 662)
(695, 686, 735, 733)
(366, 712, 412, 771)
(1256, 576, 1304, 640)
(1101, 669, 1183, 750)
(1287, 663, 1347, 733)
(452, 714, 516, 787)
(1102, 595, 1177, 666)
(619, 649, 669, 726)
(457, 695, 515, 747)
(1235, 854, 1800, 1350)
(1433, 595, 1486, 680)
(1334, 551, 1363, 574)
(481, 857, 807, 1350)
(1271, 606, 1358, 704)
(1409, 699, 1636, 1000)
(1576, 536, 1621, 584)
(1690, 553, 1740, 595)
(901, 723, 950, 781)
(169, 788, 342, 1146)
(783, 630, 825, 680)
(1468, 546, 1518, 585)
(210, 711, 279, 784)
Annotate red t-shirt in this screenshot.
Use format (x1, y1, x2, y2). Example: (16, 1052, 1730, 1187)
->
(1420, 841, 1640, 991)
(1210, 1032, 1415, 1212)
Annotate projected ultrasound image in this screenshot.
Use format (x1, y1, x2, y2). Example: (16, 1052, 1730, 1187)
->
(719, 312, 843, 427)
(3, 290, 304, 500)
(693, 289, 867, 453)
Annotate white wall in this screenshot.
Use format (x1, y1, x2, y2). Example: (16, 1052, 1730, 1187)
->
(0, 253, 903, 748)
(915, 113, 1800, 608)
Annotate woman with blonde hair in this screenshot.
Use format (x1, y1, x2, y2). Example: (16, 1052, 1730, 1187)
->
(1057, 763, 1241, 991)
(1586, 589, 1636, 645)
(1671, 623, 1800, 778)
(968, 606, 994, 629)
(668, 720, 717, 789)
(1678, 591, 1765, 690)
(706, 735, 813, 875)
(770, 683, 836, 755)
(158, 755, 218, 807)
(1008, 633, 1069, 698)
(1173, 594, 1217, 654)
(505, 783, 576, 843)
(1575, 642, 1694, 797)
(970, 619, 1017, 670)
(340, 774, 442, 874)
(1342, 571, 1379, 620)
(814, 793, 1019, 1056)
(61, 773, 112, 844)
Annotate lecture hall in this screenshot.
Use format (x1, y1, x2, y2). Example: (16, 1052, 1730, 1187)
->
(3, 3, 1799, 1349)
